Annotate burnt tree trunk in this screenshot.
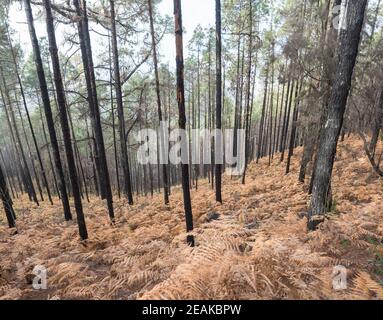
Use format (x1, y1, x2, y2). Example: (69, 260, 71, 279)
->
(148, 0, 170, 205)
(24, 0, 72, 220)
(44, 0, 88, 239)
(0, 164, 16, 229)
(173, 0, 194, 247)
(73, 0, 115, 220)
(109, 0, 134, 205)
(108, 30, 121, 199)
(241, 0, 252, 184)
(369, 89, 383, 156)
(215, 0, 223, 201)
(286, 79, 303, 174)
(308, 0, 367, 230)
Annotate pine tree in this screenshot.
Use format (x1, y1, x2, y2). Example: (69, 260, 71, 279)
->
(173, 0, 194, 246)
(43, 0, 88, 240)
(308, 0, 368, 230)
(24, 0, 72, 221)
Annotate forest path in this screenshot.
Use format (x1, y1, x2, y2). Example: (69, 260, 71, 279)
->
(0, 137, 382, 299)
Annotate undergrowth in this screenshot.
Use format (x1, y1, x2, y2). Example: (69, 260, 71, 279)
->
(0, 137, 382, 300)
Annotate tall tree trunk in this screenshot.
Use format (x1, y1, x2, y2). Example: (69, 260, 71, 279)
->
(242, 0, 252, 184)
(108, 30, 121, 199)
(276, 64, 287, 154)
(257, 61, 269, 162)
(369, 89, 383, 156)
(286, 79, 303, 174)
(24, 0, 72, 220)
(44, 0, 88, 239)
(0, 164, 16, 229)
(208, 32, 212, 185)
(109, 0, 133, 205)
(308, 0, 342, 192)
(268, 40, 275, 165)
(308, 0, 368, 230)
(148, 0, 170, 205)
(173, 0, 194, 247)
(0, 149, 16, 200)
(279, 70, 291, 153)
(85, 120, 99, 196)
(272, 78, 281, 157)
(215, 0, 223, 201)
(233, 34, 242, 163)
(73, 0, 116, 220)
(280, 76, 295, 162)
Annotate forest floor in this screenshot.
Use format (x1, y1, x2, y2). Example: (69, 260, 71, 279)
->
(0, 137, 383, 300)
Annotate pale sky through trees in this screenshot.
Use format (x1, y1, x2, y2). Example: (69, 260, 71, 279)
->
(8, 0, 215, 69)
(158, 0, 215, 66)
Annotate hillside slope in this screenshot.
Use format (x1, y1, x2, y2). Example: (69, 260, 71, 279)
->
(0, 137, 382, 300)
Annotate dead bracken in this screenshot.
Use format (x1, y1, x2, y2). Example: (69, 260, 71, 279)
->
(0, 138, 382, 300)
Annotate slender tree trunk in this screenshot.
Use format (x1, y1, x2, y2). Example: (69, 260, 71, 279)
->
(280, 76, 295, 162)
(74, 0, 115, 220)
(276, 64, 287, 154)
(257, 61, 269, 162)
(108, 30, 121, 199)
(85, 120, 99, 196)
(215, 0, 223, 203)
(233, 34, 242, 162)
(369, 89, 383, 156)
(0, 164, 16, 229)
(24, 0, 72, 220)
(173, 0, 194, 246)
(286, 79, 303, 174)
(279, 71, 291, 153)
(44, 0, 88, 239)
(0, 149, 16, 200)
(272, 79, 281, 157)
(242, 0, 253, 184)
(268, 40, 275, 165)
(109, 0, 133, 205)
(215, 0, 223, 201)
(148, 0, 170, 205)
